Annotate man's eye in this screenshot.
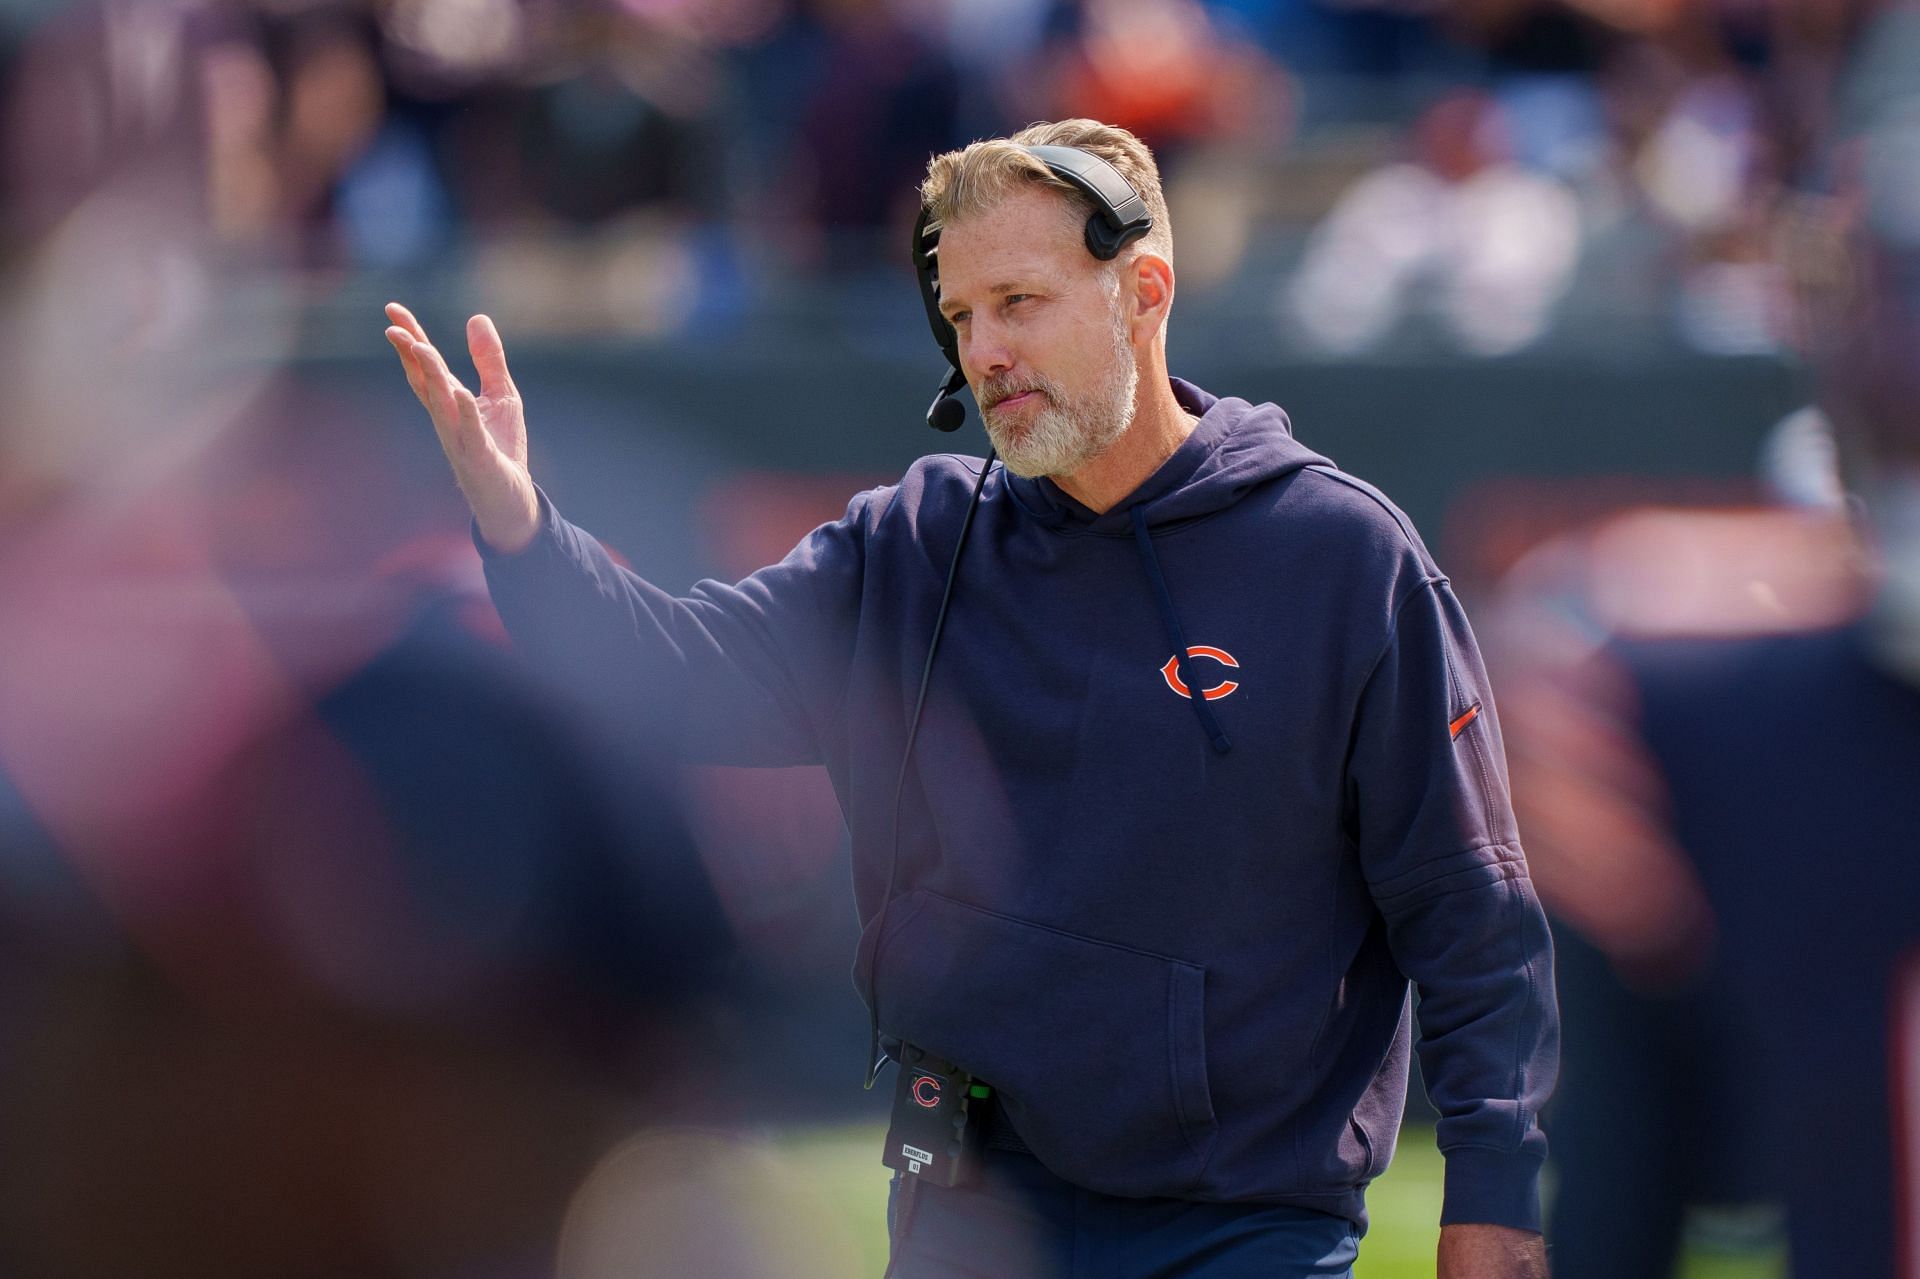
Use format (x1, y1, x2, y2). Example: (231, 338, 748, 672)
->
(1005, 295, 1030, 307)
(949, 310, 970, 325)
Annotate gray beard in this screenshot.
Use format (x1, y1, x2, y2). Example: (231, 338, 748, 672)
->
(983, 324, 1140, 480)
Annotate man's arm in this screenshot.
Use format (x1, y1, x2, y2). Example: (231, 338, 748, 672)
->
(1438, 1224, 1549, 1279)
(386, 303, 869, 765)
(1347, 577, 1559, 1268)
(474, 479, 876, 765)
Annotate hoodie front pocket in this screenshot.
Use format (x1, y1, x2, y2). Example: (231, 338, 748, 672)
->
(873, 889, 1217, 1197)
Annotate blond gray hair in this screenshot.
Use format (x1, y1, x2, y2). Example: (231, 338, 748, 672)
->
(920, 119, 1173, 266)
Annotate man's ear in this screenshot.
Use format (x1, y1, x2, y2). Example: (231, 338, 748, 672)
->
(1128, 251, 1174, 344)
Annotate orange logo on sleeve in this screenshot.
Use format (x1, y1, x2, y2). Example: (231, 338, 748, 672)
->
(1161, 646, 1241, 701)
(1449, 702, 1482, 739)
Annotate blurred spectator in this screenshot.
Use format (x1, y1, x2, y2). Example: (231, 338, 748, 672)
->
(1026, 0, 1284, 154)
(774, 0, 961, 268)
(1495, 8, 1920, 1273)
(1284, 87, 1582, 355)
(2, 0, 217, 244)
(1449, 0, 1622, 183)
(1488, 477, 1863, 1277)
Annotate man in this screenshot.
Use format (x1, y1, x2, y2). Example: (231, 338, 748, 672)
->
(385, 119, 1557, 1279)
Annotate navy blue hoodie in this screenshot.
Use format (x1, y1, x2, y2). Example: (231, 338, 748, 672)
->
(478, 378, 1558, 1231)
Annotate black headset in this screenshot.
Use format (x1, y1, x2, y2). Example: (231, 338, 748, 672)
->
(913, 144, 1155, 432)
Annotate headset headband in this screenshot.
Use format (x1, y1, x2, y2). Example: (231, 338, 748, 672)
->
(1019, 145, 1153, 260)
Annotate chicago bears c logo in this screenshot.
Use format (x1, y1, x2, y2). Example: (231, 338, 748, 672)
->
(911, 1074, 943, 1108)
(1160, 646, 1241, 701)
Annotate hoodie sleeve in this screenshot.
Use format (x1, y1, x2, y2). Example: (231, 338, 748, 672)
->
(1346, 577, 1559, 1232)
(474, 483, 875, 766)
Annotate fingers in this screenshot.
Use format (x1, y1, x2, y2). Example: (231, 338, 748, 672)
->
(388, 301, 518, 403)
(385, 326, 429, 405)
(385, 302, 434, 410)
(466, 314, 517, 401)
(385, 301, 429, 344)
(403, 332, 483, 456)
(385, 302, 510, 469)
(412, 337, 466, 422)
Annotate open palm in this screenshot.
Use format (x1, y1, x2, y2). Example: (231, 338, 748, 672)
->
(384, 302, 541, 554)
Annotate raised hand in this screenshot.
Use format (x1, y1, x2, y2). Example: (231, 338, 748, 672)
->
(385, 303, 541, 555)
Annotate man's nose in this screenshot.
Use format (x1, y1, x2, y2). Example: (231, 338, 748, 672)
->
(964, 320, 1013, 380)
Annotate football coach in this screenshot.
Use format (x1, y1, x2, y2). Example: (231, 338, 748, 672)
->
(385, 119, 1558, 1279)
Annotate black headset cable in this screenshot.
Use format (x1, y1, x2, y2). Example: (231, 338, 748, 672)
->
(863, 447, 997, 1088)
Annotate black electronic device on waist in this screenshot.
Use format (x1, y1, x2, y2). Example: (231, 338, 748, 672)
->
(881, 1044, 991, 1188)
(912, 144, 1154, 432)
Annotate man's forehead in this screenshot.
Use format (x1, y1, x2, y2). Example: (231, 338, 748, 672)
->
(937, 188, 1088, 296)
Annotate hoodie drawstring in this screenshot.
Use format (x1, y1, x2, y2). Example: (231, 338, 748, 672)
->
(1130, 504, 1233, 755)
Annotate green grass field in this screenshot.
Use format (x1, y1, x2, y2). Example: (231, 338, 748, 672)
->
(773, 1123, 1785, 1278)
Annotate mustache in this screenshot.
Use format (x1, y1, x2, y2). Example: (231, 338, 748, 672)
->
(980, 376, 1054, 409)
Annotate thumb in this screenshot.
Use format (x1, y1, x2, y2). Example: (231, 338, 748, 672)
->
(467, 314, 518, 402)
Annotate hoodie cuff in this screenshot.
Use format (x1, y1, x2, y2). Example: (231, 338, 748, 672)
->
(470, 484, 559, 564)
(1438, 1148, 1545, 1232)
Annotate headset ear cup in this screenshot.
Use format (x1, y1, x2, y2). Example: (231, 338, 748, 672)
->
(1083, 215, 1151, 262)
(1084, 217, 1120, 261)
(913, 207, 962, 373)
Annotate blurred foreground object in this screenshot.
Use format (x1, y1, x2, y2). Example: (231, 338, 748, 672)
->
(557, 1128, 865, 1279)
(1501, 6, 1920, 1272)
(0, 24, 740, 1259)
(1489, 478, 1865, 1276)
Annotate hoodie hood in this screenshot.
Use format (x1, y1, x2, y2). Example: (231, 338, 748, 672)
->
(1006, 377, 1333, 533)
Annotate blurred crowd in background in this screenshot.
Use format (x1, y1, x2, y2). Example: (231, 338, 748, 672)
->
(0, 0, 1883, 351)
(1, 0, 1917, 1277)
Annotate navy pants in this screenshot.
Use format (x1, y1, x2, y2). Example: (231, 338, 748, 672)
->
(884, 1148, 1360, 1279)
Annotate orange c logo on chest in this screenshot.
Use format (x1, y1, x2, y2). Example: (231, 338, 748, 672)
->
(1160, 646, 1241, 701)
